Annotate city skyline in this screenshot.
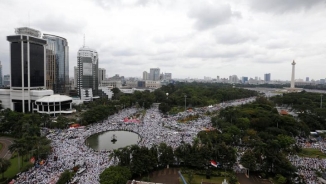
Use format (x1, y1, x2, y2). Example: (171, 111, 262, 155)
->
(0, 0, 325, 80)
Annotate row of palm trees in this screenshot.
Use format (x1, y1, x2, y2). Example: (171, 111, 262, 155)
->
(8, 136, 51, 170)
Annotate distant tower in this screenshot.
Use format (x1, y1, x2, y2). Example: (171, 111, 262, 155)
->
(77, 47, 99, 99)
(149, 68, 160, 81)
(0, 61, 2, 87)
(291, 60, 296, 88)
(143, 71, 148, 80)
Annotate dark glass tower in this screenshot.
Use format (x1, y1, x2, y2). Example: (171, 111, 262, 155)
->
(7, 27, 47, 112)
(43, 34, 69, 94)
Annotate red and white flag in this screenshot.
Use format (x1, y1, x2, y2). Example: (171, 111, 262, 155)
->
(211, 160, 217, 167)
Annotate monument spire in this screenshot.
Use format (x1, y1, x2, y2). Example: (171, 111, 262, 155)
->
(290, 60, 296, 88)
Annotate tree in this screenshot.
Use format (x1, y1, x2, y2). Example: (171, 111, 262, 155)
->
(111, 88, 122, 100)
(158, 102, 171, 114)
(158, 143, 174, 167)
(0, 158, 11, 179)
(229, 174, 238, 184)
(187, 171, 194, 184)
(276, 174, 287, 184)
(240, 150, 257, 171)
(100, 166, 131, 184)
(56, 170, 72, 184)
(9, 138, 28, 169)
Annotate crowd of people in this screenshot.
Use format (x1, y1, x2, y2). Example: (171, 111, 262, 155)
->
(13, 97, 258, 184)
(288, 139, 326, 184)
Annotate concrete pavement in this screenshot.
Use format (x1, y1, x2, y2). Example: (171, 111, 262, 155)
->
(0, 137, 14, 159)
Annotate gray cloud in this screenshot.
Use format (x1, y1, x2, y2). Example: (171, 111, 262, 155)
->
(185, 45, 246, 59)
(92, 0, 121, 8)
(111, 49, 138, 56)
(248, 0, 326, 13)
(188, 3, 241, 30)
(34, 15, 86, 34)
(215, 29, 258, 45)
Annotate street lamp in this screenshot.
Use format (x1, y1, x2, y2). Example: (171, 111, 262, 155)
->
(184, 95, 187, 111)
(166, 93, 169, 100)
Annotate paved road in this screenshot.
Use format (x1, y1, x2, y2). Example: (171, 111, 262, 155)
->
(0, 137, 14, 159)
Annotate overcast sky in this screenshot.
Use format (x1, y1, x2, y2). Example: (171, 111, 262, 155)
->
(0, 0, 325, 80)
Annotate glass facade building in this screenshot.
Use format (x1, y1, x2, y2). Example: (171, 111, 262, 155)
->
(77, 47, 99, 98)
(43, 34, 69, 94)
(7, 27, 47, 112)
(149, 68, 160, 81)
(7, 34, 46, 88)
(264, 73, 271, 82)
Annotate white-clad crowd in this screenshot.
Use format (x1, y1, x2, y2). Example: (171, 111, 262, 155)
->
(14, 97, 256, 184)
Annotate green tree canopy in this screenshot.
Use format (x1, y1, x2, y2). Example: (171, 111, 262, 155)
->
(100, 166, 131, 184)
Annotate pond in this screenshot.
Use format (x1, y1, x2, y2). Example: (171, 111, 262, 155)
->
(85, 130, 141, 151)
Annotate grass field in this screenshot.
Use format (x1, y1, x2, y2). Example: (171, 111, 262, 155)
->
(1, 156, 32, 180)
(298, 148, 326, 159)
(180, 174, 227, 184)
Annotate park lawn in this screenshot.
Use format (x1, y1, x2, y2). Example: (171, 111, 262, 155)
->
(181, 174, 227, 184)
(298, 148, 326, 159)
(2, 156, 31, 180)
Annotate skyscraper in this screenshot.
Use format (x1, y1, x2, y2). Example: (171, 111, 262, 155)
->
(74, 66, 78, 88)
(0, 61, 2, 87)
(164, 73, 172, 80)
(264, 73, 271, 82)
(7, 27, 48, 112)
(98, 68, 106, 86)
(143, 71, 148, 80)
(242, 77, 248, 84)
(149, 68, 160, 81)
(43, 34, 69, 94)
(77, 47, 99, 99)
(306, 77, 309, 82)
(3, 75, 10, 87)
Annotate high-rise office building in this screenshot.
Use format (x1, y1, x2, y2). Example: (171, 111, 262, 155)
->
(43, 34, 69, 94)
(306, 77, 310, 82)
(229, 75, 238, 83)
(242, 77, 248, 84)
(74, 66, 78, 88)
(98, 68, 106, 85)
(143, 71, 148, 80)
(164, 73, 172, 80)
(0, 61, 2, 87)
(3, 75, 10, 87)
(7, 27, 48, 112)
(77, 47, 99, 99)
(264, 73, 271, 82)
(149, 68, 160, 81)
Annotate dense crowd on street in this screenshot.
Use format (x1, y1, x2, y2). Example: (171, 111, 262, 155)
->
(13, 97, 257, 184)
(286, 139, 326, 184)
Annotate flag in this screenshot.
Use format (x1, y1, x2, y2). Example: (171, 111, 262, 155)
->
(211, 160, 217, 167)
